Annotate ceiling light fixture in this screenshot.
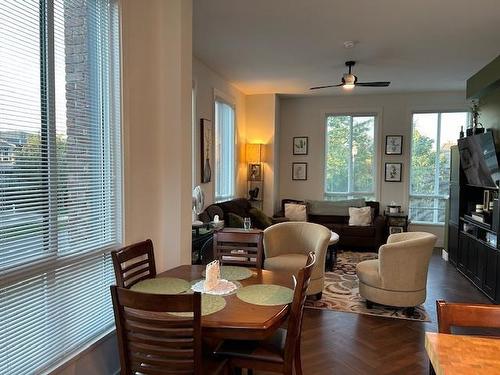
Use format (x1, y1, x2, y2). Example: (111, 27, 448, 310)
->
(343, 40, 355, 49)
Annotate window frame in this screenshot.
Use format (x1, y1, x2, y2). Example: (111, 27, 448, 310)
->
(213, 91, 236, 202)
(408, 110, 470, 225)
(323, 111, 380, 201)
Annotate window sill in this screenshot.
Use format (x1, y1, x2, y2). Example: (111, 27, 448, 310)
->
(42, 327, 116, 375)
(409, 222, 445, 227)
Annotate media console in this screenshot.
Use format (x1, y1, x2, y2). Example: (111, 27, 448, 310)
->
(447, 141, 500, 303)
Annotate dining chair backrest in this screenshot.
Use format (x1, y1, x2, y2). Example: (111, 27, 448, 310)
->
(213, 229, 263, 269)
(283, 252, 316, 373)
(436, 300, 500, 334)
(111, 239, 156, 288)
(110, 285, 202, 375)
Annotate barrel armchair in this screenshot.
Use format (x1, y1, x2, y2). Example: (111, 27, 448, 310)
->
(356, 232, 437, 310)
(263, 222, 331, 298)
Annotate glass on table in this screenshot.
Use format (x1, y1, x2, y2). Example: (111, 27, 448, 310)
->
(243, 217, 251, 230)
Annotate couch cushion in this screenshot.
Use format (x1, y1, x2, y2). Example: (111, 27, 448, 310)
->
(307, 198, 365, 216)
(342, 225, 376, 238)
(284, 203, 307, 221)
(349, 206, 372, 226)
(218, 198, 251, 218)
(227, 212, 244, 228)
(249, 207, 272, 229)
(356, 259, 381, 287)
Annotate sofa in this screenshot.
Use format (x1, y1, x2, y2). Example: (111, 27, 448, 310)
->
(280, 198, 386, 250)
(199, 198, 286, 230)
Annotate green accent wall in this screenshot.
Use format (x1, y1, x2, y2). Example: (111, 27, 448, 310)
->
(467, 55, 500, 135)
(467, 55, 500, 100)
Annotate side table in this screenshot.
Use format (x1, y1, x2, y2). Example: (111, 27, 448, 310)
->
(384, 211, 409, 235)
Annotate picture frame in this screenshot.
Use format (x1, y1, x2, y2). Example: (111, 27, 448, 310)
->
(248, 163, 262, 181)
(292, 162, 307, 180)
(385, 135, 403, 155)
(385, 162, 402, 182)
(293, 136, 308, 155)
(389, 226, 404, 234)
(201, 118, 212, 183)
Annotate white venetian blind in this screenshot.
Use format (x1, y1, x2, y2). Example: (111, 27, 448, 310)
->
(214, 100, 236, 201)
(0, 0, 121, 373)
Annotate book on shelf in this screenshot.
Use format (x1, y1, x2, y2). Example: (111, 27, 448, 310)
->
(471, 213, 485, 223)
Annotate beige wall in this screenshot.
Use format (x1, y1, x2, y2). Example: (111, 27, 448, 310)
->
(192, 58, 247, 206)
(246, 94, 280, 215)
(54, 1, 193, 373)
(279, 91, 469, 246)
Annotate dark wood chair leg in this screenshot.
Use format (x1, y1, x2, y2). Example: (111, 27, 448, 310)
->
(294, 338, 303, 375)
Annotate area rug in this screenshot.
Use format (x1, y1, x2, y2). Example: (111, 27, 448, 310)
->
(305, 251, 431, 322)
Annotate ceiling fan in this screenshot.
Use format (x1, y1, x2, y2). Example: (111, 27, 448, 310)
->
(310, 61, 390, 90)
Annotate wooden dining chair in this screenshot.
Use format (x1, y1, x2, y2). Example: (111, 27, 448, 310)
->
(110, 286, 227, 375)
(436, 299, 500, 333)
(214, 252, 316, 375)
(111, 239, 156, 288)
(213, 229, 264, 269)
(430, 300, 500, 375)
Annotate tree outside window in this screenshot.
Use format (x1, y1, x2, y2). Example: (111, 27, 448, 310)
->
(325, 114, 376, 201)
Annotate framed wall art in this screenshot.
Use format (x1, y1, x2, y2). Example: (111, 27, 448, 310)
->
(292, 162, 308, 180)
(201, 118, 212, 183)
(385, 163, 402, 182)
(248, 163, 262, 181)
(293, 136, 308, 155)
(385, 135, 403, 155)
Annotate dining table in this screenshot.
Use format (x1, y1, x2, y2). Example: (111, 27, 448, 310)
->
(151, 265, 295, 340)
(425, 332, 500, 375)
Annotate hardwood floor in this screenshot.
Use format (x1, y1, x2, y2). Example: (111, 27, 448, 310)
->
(259, 249, 492, 375)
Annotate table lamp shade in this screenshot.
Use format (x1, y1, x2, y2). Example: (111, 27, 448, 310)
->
(246, 143, 262, 163)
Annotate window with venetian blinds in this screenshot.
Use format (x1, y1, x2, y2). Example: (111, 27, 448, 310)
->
(0, 0, 121, 373)
(214, 100, 236, 202)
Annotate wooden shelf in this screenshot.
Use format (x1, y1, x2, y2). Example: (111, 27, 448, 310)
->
(462, 215, 494, 232)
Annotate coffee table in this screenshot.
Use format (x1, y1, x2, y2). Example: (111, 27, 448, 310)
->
(326, 231, 339, 272)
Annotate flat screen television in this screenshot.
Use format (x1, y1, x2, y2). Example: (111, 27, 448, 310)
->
(458, 132, 500, 188)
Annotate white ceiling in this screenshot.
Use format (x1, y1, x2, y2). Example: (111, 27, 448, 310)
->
(193, 0, 500, 96)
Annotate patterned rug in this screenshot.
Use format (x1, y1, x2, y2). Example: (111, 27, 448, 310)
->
(305, 251, 431, 322)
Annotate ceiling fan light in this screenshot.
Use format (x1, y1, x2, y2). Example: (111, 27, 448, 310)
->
(343, 83, 355, 90)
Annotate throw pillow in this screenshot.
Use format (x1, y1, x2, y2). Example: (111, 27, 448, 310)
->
(227, 212, 244, 228)
(249, 207, 273, 229)
(284, 203, 307, 221)
(348, 206, 372, 226)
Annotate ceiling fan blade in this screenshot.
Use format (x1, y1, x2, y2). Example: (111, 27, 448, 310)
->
(355, 81, 391, 87)
(310, 83, 343, 90)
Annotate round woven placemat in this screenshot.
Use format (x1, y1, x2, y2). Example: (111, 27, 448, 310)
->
(236, 284, 294, 306)
(172, 294, 226, 317)
(130, 277, 190, 295)
(202, 265, 253, 281)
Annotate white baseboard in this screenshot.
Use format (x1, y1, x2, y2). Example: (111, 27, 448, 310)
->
(442, 249, 449, 262)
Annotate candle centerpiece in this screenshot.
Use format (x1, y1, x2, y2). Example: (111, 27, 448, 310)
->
(204, 260, 221, 291)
